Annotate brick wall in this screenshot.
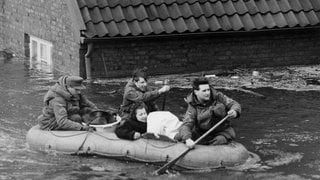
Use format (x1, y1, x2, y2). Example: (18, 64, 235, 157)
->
(0, 0, 80, 75)
(83, 28, 320, 78)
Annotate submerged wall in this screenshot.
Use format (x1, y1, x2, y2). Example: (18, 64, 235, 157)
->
(82, 28, 320, 78)
(0, 0, 81, 75)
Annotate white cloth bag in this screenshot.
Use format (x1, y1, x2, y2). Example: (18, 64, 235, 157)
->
(147, 111, 182, 140)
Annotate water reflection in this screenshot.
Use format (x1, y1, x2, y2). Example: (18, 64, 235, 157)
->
(0, 57, 320, 179)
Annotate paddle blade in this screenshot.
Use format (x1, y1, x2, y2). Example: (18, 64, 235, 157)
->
(154, 148, 191, 175)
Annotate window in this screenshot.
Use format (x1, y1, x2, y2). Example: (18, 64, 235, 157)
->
(29, 36, 53, 72)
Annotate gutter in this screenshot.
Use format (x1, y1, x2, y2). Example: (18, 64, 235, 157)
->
(83, 26, 320, 43)
(84, 43, 93, 80)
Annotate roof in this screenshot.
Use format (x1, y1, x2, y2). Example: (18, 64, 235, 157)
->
(77, 0, 320, 38)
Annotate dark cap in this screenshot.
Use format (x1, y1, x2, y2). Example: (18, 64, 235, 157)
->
(65, 76, 86, 89)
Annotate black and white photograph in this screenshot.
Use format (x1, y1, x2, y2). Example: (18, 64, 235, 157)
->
(0, 0, 320, 179)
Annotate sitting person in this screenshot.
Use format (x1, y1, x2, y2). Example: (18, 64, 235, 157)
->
(115, 102, 147, 140)
(118, 67, 170, 121)
(37, 75, 98, 132)
(175, 77, 241, 148)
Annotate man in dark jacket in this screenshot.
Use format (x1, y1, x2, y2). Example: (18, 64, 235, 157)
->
(38, 75, 97, 131)
(176, 77, 241, 148)
(119, 68, 170, 121)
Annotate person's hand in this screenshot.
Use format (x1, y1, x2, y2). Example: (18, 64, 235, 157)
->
(81, 125, 96, 132)
(133, 132, 141, 140)
(185, 138, 195, 149)
(227, 110, 237, 119)
(115, 114, 122, 122)
(158, 85, 170, 94)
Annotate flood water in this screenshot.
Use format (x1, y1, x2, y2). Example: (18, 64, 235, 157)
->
(1, 57, 320, 180)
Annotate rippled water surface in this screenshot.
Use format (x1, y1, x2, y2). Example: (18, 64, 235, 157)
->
(1, 57, 320, 180)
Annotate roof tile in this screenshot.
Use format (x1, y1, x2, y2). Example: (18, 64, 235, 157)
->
(255, 0, 270, 14)
(149, 19, 165, 34)
(95, 21, 109, 36)
(300, 0, 313, 11)
(172, 17, 189, 32)
(100, 7, 113, 22)
(185, 17, 199, 32)
(212, 1, 226, 17)
(283, 11, 299, 27)
(135, 5, 148, 20)
(116, 21, 131, 36)
(122, 6, 136, 22)
(233, 0, 248, 15)
(77, 0, 86, 8)
(201, 2, 214, 17)
(78, 0, 320, 37)
(179, 2, 193, 18)
(207, 15, 222, 31)
(295, 11, 310, 26)
(261, 13, 276, 28)
(228, 14, 244, 30)
(127, 20, 142, 35)
(145, 4, 159, 20)
(96, 0, 108, 7)
(90, 7, 103, 23)
(244, 0, 259, 14)
(218, 15, 232, 30)
(239, 13, 256, 30)
(168, 3, 182, 19)
(161, 18, 176, 33)
(251, 14, 265, 29)
(195, 16, 210, 31)
(105, 21, 120, 36)
(157, 4, 170, 19)
(287, 0, 303, 12)
(86, 0, 98, 8)
(304, 11, 320, 25)
(111, 5, 125, 22)
(189, 2, 204, 18)
(310, 0, 320, 11)
(139, 20, 153, 35)
(278, 0, 291, 13)
(81, 7, 92, 23)
(265, 0, 281, 14)
(108, 0, 120, 8)
(222, 0, 237, 15)
(272, 13, 288, 28)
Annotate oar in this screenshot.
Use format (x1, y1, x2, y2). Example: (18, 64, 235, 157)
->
(154, 114, 231, 175)
(161, 79, 169, 111)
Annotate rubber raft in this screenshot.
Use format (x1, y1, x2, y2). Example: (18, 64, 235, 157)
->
(26, 125, 257, 170)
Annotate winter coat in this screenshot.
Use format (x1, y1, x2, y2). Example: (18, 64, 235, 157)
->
(115, 118, 147, 140)
(38, 77, 97, 131)
(177, 87, 241, 142)
(119, 80, 160, 119)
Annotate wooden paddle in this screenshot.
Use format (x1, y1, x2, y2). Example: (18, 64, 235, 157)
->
(154, 114, 231, 175)
(161, 79, 169, 111)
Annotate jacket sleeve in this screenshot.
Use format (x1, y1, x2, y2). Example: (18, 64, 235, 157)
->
(80, 94, 98, 110)
(115, 121, 136, 140)
(51, 98, 83, 130)
(178, 104, 197, 141)
(213, 89, 241, 117)
(125, 88, 160, 103)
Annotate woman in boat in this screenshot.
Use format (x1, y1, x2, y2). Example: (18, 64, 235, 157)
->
(118, 67, 170, 121)
(37, 75, 97, 132)
(115, 102, 148, 140)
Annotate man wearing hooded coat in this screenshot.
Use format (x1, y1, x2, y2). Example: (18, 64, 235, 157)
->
(37, 75, 97, 131)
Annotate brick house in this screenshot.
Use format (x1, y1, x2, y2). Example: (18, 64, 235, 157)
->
(1, 0, 320, 79)
(0, 0, 83, 75)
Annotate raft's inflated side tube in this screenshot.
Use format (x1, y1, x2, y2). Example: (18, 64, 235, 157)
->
(26, 125, 252, 170)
